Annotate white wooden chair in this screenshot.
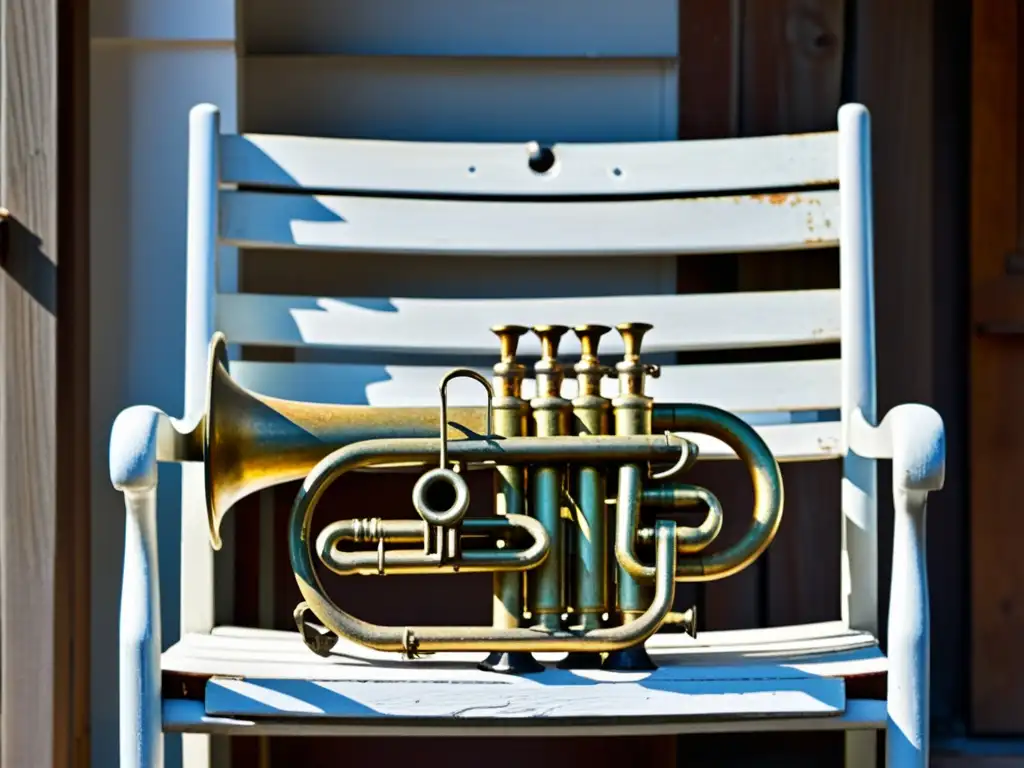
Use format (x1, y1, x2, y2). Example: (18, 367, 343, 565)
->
(110, 101, 945, 768)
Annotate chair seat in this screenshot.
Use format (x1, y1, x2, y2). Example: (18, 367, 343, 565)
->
(160, 621, 888, 737)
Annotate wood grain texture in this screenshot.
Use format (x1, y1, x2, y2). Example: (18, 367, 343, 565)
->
(969, 0, 1024, 734)
(0, 0, 68, 766)
(55, 0, 91, 763)
(736, 0, 846, 638)
(851, 0, 936, 682)
(697, 0, 846, 640)
(926, 0, 971, 733)
(674, 0, 751, 640)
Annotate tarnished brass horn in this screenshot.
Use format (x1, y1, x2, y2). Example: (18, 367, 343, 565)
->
(200, 332, 494, 550)
(196, 322, 784, 671)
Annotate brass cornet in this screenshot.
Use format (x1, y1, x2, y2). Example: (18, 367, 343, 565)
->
(199, 322, 784, 672)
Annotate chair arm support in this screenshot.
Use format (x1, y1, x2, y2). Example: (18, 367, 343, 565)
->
(850, 403, 944, 767)
(109, 405, 192, 492)
(110, 404, 190, 768)
(848, 403, 946, 492)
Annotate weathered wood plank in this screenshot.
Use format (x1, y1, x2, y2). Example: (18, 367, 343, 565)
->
(242, 55, 680, 144)
(926, 0, 971, 733)
(219, 189, 840, 257)
(164, 696, 886, 739)
(216, 290, 842, 355)
(228, 358, 841, 413)
(205, 675, 847, 720)
(0, 0, 75, 766)
(240, 0, 680, 58)
(160, 622, 883, 680)
(674, 0, 750, 641)
(57, 0, 92, 764)
(734, 0, 846, 641)
(969, 0, 1024, 734)
(221, 130, 838, 196)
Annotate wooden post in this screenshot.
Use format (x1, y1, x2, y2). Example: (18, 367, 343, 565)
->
(969, 0, 1024, 735)
(0, 0, 90, 765)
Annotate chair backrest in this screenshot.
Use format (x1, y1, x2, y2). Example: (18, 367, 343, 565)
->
(179, 101, 878, 637)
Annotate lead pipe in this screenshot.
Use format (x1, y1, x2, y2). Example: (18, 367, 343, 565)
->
(317, 515, 550, 576)
(290, 437, 688, 652)
(643, 403, 785, 580)
(615, 471, 726, 581)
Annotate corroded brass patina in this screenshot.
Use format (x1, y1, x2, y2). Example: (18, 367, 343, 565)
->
(194, 320, 784, 671)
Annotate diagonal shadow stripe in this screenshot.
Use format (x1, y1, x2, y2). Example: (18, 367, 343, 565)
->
(0, 213, 56, 316)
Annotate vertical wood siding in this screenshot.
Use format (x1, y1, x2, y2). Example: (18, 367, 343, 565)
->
(970, 0, 1024, 735)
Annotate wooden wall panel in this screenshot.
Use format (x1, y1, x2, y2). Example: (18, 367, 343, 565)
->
(738, 0, 845, 632)
(970, 0, 1024, 735)
(1, 0, 91, 765)
(675, 0, 750, 634)
(241, 56, 678, 143)
(675, 0, 846, 637)
(241, 0, 678, 57)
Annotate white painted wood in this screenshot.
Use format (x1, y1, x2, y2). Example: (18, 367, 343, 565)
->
(110, 406, 168, 768)
(204, 675, 846, 721)
(178, 102, 222, 768)
(241, 0, 678, 58)
(838, 102, 880, 641)
(180, 104, 219, 656)
(886, 487, 930, 768)
(228, 358, 840, 413)
(850, 402, 943, 768)
(242, 56, 678, 143)
(161, 624, 883, 681)
(219, 189, 839, 256)
(184, 104, 219, 425)
(215, 290, 841, 355)
(220, 130, 838, 197)
(162, 697, 887, 737)
(91, 0, 234, 40)
(211, 619, 876, 649)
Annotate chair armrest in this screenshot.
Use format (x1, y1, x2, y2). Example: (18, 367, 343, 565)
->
(109, 405, 192, 492)
(849, 403, 944, 766)
(110, 404, 191, 768)
(848, 402, 946, 492)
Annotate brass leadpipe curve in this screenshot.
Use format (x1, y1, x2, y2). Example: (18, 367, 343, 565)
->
(288, 434, 684, 654)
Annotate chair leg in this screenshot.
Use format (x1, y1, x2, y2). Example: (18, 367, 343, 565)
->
(120, 488, 163, 768)
(886, 488, 930, 768)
